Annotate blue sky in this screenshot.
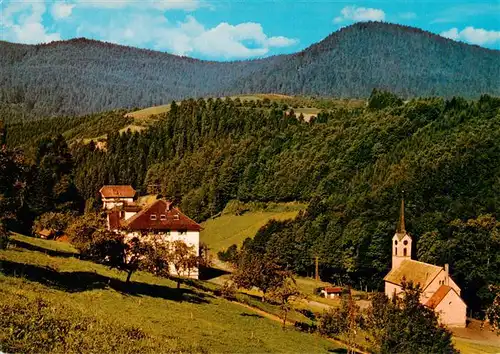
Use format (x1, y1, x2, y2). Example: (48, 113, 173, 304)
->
(1, 0, 499, 60)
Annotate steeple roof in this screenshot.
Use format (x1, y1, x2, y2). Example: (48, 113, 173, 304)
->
(394, 196, 408, 241)
(397, 197, 405, 234)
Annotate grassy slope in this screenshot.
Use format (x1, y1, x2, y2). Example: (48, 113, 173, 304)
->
(125, 94, 294, 120)
(125, 104, 171, 120)
(453, 338, 500, 354)
(0, 234, 339, 353)
(200, 203, 306, 253)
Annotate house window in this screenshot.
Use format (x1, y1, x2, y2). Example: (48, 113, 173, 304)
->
(403, 240, 408, 246)
(174, 214, 180, 220)
(160, 214, 166, 220)
(179, 230, 187, 235)
(150, 214, 157, 220)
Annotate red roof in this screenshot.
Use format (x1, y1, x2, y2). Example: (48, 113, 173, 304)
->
(99, 185, 136, 198)
(323, 287, 343, 293)
(122, 200, 202, 231)
(425, 285, 452, 309)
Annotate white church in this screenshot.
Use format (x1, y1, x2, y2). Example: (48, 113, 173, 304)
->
(384, 199, 467, 327)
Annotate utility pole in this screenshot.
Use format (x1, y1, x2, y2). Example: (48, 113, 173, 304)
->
(315, 256, 319, 281)
(347, 285, 357, 354)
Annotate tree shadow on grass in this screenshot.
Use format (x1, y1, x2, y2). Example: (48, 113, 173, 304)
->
(198, 266, 231, 281)
(240, 313, 264, 318)
(328, 349, 348, 353)
(0, 260, 211, 304)
(9, 239, 80, 259)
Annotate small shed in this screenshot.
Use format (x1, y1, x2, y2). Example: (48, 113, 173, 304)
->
(320, 286, 343, 299)
(37, 229, 54, 239)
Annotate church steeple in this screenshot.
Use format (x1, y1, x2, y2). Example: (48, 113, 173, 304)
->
(392, 193, 412, 270)
(396, 196, 405, 234)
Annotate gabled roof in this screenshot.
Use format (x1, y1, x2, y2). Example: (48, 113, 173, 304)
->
(384, 259, 443, 290)
(38, 229, 53, 237)
(323, 287, 343, 294)
(394, 232, 411, 242)
(122, 200, 202, 231)
(100, 185, 136, 198)
(425, 285, 452, 309)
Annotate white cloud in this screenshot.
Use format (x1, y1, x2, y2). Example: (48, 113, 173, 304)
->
(334, 6, 385, 24)
(267, 36, 297, 47)
(1, 3, 61, 43)
(51, 3, 75, 19)
(441, 28, 460, 40)
(78, 15, 298, 59)
(441, 26, 500, 45)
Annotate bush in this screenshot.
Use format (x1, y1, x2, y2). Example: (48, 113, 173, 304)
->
(294, 321, 317, 333)
(217, 244, 239, 263)
(317, 307, 348, 336)
(32, 212, 75, 237)
(215, 281, 237, 300)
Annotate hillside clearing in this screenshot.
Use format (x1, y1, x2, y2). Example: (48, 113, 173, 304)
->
(200, 202, 306, 254)
(125, 104, 171, 120)
(124, 94, 294, 120)
(0, 234, 340, 353)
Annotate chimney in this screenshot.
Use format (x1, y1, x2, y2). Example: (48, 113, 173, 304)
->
(444, 264, 449, 285)
(166, 201, 172, 211)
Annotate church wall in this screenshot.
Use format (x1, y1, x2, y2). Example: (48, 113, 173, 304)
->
(385, 282, 401, 299)
(423, 270, 461, 300)
(435, 290, 467, 327)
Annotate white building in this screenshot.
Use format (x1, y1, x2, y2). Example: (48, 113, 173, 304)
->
(104, 190, 202, 279)
(99, 185, 136, 210)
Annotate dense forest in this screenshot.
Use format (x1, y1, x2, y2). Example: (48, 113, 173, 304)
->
(1, 22, 499, 120)
(4, 91, 499, 315)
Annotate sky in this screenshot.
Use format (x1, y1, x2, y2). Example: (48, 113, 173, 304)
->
(1, 0, 499, 60)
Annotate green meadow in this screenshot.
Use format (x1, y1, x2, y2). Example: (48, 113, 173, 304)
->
(200, 202, 306, 253)
(0, 234, 341, 353)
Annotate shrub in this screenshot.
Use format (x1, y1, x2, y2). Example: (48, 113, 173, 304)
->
(216, 281, 237, 300)
(294, 321, 317, 333)
(217, 244, 239, 263)
(317, 307, 348, 336)
(32, 212, 75, 237)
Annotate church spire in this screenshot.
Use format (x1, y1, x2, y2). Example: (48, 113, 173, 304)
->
(397, 194, 405, 234)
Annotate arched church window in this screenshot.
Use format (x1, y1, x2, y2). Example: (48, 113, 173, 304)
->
(394, 240, 398, 245)
(403, 240, 408, 246)
(403, 248, 407, 256)
(394, 248, 397, 255)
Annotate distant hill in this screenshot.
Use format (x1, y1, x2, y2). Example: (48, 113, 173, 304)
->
(1, 22, 499, 119)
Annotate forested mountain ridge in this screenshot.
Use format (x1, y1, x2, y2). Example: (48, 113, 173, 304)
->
(3, 91, 500, 316)
(1, 22, 499, 120)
